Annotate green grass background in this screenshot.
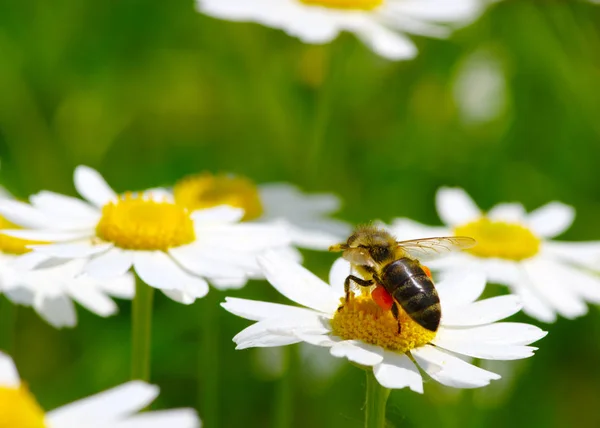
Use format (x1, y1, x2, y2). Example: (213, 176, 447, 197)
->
(1, 1, 600, 427)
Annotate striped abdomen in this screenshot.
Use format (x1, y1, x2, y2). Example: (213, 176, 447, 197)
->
(380, 258, 441, 332)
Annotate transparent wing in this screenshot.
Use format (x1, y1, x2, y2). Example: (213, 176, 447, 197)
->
(396, 236, 476, 261)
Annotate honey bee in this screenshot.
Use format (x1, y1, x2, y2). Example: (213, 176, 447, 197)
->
(329, 225, 476, 333)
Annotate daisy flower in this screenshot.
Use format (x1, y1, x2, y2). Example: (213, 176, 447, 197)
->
(0, 194, 133, 328)
(0, 352, 200, 428)
(0, 166, 291, 304)
(223, 252, 546, 391)
(172, 172, 351, 251)
(390, 187, 600, 323)
(197, 0, 485, 61)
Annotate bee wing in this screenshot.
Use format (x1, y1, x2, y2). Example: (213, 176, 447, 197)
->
(396, 236, 476, 261)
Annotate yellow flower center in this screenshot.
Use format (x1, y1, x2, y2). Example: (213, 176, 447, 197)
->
(300, 0, 383, 10)
(173, 173, 263, 221)
(454, 217, 541, 261)
(331, 293, 436, 353)
(0, 216, 47, 255)
(96, 193, 195, 250)
(0, 385, 46, 428)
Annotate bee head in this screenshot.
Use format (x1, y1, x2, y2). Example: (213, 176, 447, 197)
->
(330, 225, 396, 266)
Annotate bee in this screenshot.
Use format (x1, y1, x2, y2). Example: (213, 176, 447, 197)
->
(329, 225, 476, 333)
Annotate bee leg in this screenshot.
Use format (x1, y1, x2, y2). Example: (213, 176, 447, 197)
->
(343, 275, 374, 303)
(391, 303, 402, 334)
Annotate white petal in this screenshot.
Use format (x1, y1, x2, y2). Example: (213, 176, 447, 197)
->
(328, 258, 351, 297)
(208, 276, 248, 290)
(85, 248, 134, 279)
(29, 241, 113, 258)
(162, 289, 199, 305)
(442, 295, 522, 327)
(169, 244, 248, 279)
(432, 336, 537, 360)
(235, 334, 302, 349)
(487, 203, 527, 223)
(46, 381, 159, 425)
(74, 165, 117, 208)
(435, 187, 481, 227)
(411, 345, 500, 388)
(109, 409, 200, 428)
(556, 263, 600, 304)
(11, 251, 52, 270)
(391, 0, 481, 23)
(259, 183, 341, 217)
(373, 351, 423, 392)
(199, 223, 291, 251)
(435, 269, 486, 309)
(389, 218, 450, 241)
(132, 251, 184, 290)
(542, 241, 600, 271)
(1, 229, 92, 242)
(222, 297, 318, 322)
(68, 285, 118, 317)
(523, 258, 588, 319)
(96, 273, 136, 299)
(233, 315, 330, 348)
(258, 251, 340, 314)
(33, 293, 77, 328)
(190, 205, 244, 224)
(285, 223, 345, 250)
(527, 202, 575, 238)
(435, 323, 547, 346)
(30, 191, 100, 222)
(329, 341, 384, 366)
(0, 199, 52, 228)
(511, 282, 557, 323)
(0, 352, 20, 387)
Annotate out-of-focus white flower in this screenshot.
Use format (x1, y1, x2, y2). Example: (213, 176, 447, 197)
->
(197, 0, 486, 61)
(0, 166, 291, 303)
(0, 352, 200, 428)
(391, 187, 600, 323)
(223, 252, 546, 392)
(173, 173, 351, 251)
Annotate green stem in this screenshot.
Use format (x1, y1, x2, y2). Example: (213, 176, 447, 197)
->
(131, 276, 154, 381)
(365, 369, 391, 428)
(200, 290, 220, 427)
(0, 295, 17, 355)
(273, 347, 293, 428)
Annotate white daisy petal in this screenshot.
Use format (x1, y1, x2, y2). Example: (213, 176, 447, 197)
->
(411, 345, 500, 388)
(442, 295, 522, 327)
(190, 205, 244, 224)
(29, 241, 113, 259)
(85, 248, 134, 279)
(132, 251, 182, 290)
(0, 352, 20, 387)
(236, 334, 302, 350)
(511, 282, 557, 323)
(68, 285, 118, 317)
(46, 381, 159, 425)
(329, 258, 351, 297)
(355, 21, 417, 60)
(542, 241, 600, 271)
(1, 229, 92, 242)
(0, 199, 52, 229)
(432, 337, 537, 360)
(435, 323, 547, 346)
(162, 289, 200, 305)
(392, 0, 482, 23)
(373, 351, 423, 393)
(487, 203, 527, 223)
(258, 251, 340, 314)
(34, 293, 77, 328)
(169, 245, 248, 279)
(109, 409, 200, 428)
(329, 341, 384, 366)
(30, 190, 100, 222)
(222, 297, 318, 322)
(74, 165, 117, 208)
(435, 269, 486, 309)
(96, 273, 136, 299)
(523, 258, 588, 319)
(233, 314, 330, 347)
(527, 201, 575, 238)
(390, 218, 450, 241)
(435, 187, 481, 227)
(11, 251, 52, 270)
(208, 277, 249, 290)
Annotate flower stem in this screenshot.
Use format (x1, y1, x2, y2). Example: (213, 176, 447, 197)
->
(273, 347, 293, 428)
(131, 275, 154, 381)
(0, 295, 17, 354)
(365, 369, 391, 428)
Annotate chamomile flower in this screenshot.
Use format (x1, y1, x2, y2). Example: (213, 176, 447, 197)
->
(223, 252, 546, 391)
(173, 172, 351, 250)
(0, 352, 200, 428)
(197, 0, 484, 61)
(390, 187, 600, 323)
(0, 166, 291, 304)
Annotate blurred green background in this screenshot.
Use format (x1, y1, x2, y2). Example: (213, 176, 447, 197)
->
(1, 0, 600, 427)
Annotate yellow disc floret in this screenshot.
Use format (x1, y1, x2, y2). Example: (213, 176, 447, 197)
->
(0, 216, 47, 255)
(0, 385, 46, 428)
(300, 0, 383, 10)
(173, 173, 263, 221)
(331, 293, 436, 353)
(96, 193, 195, 251)
(455, 217, 541, 261)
